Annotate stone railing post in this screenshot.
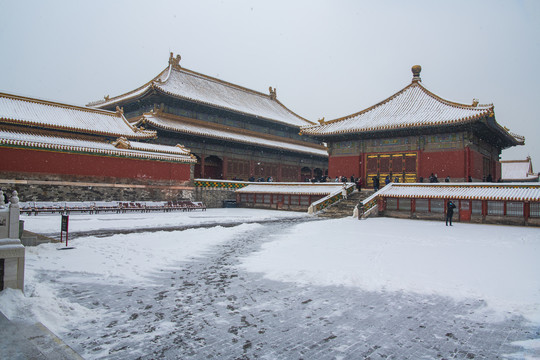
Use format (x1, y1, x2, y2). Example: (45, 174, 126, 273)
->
(0, 190, 25, 292)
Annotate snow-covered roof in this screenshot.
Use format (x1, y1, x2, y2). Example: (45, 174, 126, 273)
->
(236, 183, 346, 195)
(138, 112, 328, 157)
(0, 128, 196, 163)
(378, 183, 540, 202)
(89, 53, 313, 128)
(301, 66, 524, 147)
(0, 92, 156, 139)
(501, 159, 538, 181)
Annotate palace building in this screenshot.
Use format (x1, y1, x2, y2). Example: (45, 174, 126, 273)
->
(0, 92, 196, 201)
(88, 53, 328, 182)
(300, 66, 524, 186)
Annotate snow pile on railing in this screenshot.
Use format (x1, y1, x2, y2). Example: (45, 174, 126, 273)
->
(308, 183, 356, 214)
(19, 201, 206, 215)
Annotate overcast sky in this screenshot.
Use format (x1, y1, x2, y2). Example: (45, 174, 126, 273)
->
(1, 0, 539, 170)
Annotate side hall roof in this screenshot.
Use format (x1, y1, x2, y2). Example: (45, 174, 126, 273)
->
(137, 112, 328, 158)
(377, 183, 540, 202)
(501, 158, 539, 182)
(89, 53, 313, 128)
(301, 66, 524, 147)
(0, 128, 196, 164)
(0, 92, 156, 140)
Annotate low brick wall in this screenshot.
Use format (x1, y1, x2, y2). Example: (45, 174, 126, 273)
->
(193, 187, 236, 208)
(0, 175, 194, 203)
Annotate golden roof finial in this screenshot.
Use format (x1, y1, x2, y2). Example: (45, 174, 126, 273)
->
(472, 99, 479, 107)
(411, 65, 422, 83)
(115, 106, 124, 116)
(318, 117, 325, 125)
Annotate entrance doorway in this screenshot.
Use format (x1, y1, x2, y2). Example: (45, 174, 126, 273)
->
(366, 153, 417, 186)
(204, 155, 223, 179)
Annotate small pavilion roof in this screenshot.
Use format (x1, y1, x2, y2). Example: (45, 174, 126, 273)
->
(0, 128, 196, 163)
(377, 183, 540, 202)
(301, 66, 524, 147)
(89, 53, 313, 128)
(0, 92, 156, 139)
(137, 112, 328, 158)
(501, 158, 539, 181)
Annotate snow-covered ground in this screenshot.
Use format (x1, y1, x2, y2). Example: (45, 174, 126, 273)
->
(241, 217, 540, 324)
(22, 208, 308, 235)
(0, 209, 539, 359)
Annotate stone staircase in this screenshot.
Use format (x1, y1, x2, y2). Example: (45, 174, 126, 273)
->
(317, 190, 374, 218)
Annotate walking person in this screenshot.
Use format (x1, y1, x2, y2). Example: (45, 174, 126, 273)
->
(446, 200, 456, 226)
(373, 176, 379, 191)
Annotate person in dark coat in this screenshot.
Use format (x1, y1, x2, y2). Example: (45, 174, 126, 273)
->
(356, 177, 363, 191)
(373, 176, 379, 191)
(446, 200, 456, 226)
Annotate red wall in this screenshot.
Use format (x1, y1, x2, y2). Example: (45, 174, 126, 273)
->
(419, 150, 466, 180)
(0, 147, 191, 182)
(328, 155, 362, 179)
(328, 147, 501, 183)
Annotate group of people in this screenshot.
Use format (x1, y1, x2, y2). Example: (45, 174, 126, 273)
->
(247, 175, 273, 182)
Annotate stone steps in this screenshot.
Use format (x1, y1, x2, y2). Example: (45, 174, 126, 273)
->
(317, 191, 374, 219)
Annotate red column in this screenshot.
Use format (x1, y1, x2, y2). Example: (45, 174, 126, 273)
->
(250, 160, 255, 179)
(465, 147, 471, 181)
(222, 156, 228, 179)
(201, 156, 206, 178)
(417, 150, 422, 181)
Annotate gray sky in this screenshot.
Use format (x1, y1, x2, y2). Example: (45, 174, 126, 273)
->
(1, 0, 539, 171)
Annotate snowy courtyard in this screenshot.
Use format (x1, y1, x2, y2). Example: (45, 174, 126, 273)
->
(0, 209, 539, 359)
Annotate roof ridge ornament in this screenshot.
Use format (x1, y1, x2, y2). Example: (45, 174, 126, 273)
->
(411, 65, 422, 83)
(472, 99, 479, 107)
(175, 144, 191, 154)
(169, 52, 181, 69)
(112, 137, 130, 149)
(269, 87, 277, 100)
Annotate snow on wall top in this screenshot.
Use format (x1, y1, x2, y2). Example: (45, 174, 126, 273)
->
(0, 128, 196, 163)
(236, 183, 347, 195)
(89, 54, 312, 128)
(0, 92, 156, 139)
(501, 159, 538, 181)
(140, 113, 328, 157)
(378, 183, 540, 202)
